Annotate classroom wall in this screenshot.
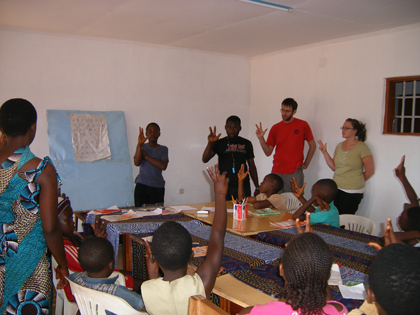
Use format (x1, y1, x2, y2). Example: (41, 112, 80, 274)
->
(249, 24, 420, 235)
(0, 28, 250, 206)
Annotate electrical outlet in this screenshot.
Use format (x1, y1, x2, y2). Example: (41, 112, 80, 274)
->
(179, 188, 184, 194)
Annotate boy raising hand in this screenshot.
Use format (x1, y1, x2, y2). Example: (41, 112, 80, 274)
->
(141, 164, 228, 315)
(291, 177, 340, 228)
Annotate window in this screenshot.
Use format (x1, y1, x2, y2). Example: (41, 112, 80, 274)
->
(384, 76, 420, 135)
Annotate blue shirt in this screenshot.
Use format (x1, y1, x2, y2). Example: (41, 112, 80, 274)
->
(310, 201, 340, 228)
(69, 272, 144, 315)
(134, 143, 168, 188)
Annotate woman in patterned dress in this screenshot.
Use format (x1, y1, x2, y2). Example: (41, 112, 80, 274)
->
(0, 99, 69, 314)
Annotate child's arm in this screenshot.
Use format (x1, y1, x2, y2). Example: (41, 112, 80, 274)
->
(133, 127, 149, 167)
(197, 164, 228, 298)
(144, 240, 159, 280)
(318, 140, 335, 171)
(237, 164, 258, 204)
(395, 156, 419, 206)
(291, 177, 307, 204)
(247, 158, 260, 194)
(292, 196, 319, 221)
(202, 126, 221, 163)
(394, 231, 420, 246)
(142, 151, 169, 170)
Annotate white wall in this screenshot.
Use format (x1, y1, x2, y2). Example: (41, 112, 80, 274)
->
(0, 28, 250, 206)
(249, 24, 420, 235)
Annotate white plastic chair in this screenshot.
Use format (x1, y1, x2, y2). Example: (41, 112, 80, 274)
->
(339, 214, 376, 235)
(52, 257, 78, 315)
(67, 277, 147, 315)
(281, 192, 302, 213)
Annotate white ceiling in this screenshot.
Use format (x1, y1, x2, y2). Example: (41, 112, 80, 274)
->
(1, 0, 420, 58)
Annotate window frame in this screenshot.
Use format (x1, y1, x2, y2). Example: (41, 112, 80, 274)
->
(383, 75, 420, 136)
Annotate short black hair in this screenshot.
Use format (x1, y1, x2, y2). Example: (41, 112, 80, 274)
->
(146, 122, 160, 131)
(0, 98, 37, 137)
(266, 173, 284, 192)
(226, 115, 241, 126)
(78, 237, 114, 273)
(152, 221, 192, 271)
(281, 233, 332, 315)
(369, 243, 420, 315)
(282, 98, 298, 111)
(313, 179, 338, 202)
(407, 206, 420, 231)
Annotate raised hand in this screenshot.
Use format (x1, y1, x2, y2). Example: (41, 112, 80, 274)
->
(208, 126, 221, 143)
(369, 218, 400, 251)
(317, 140, 327, 153)
(296, 212, 313, 233)
(237, 164, 249, 181)
(255, 122, 268, 139)
(291, 177, 306, 199)
(394, 155, 406, 179)
(206, 163, 229, 196)
(94, 220, 107, 238)
(138, 127, 149, 145)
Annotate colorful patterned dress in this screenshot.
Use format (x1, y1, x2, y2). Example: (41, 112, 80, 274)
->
(0, 146, 59, 314)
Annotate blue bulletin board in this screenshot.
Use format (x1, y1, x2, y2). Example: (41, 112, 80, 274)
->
(47, 110, 134, 211)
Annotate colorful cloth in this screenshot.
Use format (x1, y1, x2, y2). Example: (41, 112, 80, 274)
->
(0, 146, 59, 314)
(266, 118, 314, 175)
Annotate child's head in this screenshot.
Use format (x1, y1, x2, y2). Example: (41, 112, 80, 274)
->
(259, 174, 283, 195)
(152, 221, 192, 272)
(146, 122, 160, 141)
(0, 98, 37, 137)
(368, 243, 420, 315)
(78, 237, 115, 276)
(57, 196, 75, 238)
(311, 179, 338, 204)
(398, 205, 420, 232)
(280, 233, 332, 315)
(225, 116, 241, 139)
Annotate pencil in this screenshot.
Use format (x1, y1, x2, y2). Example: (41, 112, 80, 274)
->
(231, 195, 236, 204)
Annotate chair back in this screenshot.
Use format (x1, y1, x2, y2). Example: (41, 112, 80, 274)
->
(67, 277, 146, 315)
(339, 214, 376, 235)
(280, 192, 302, 213)
(52, 257, 78, 315)
(188, 295, 229, 315)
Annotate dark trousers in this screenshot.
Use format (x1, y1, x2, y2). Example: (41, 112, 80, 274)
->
(334, 189, 364, 215)
(226, 181, 251, 201)
(134, 183, 165, 207)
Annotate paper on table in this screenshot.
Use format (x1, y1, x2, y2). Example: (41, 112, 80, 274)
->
(88, 205, 120, 215)
(201, 207, 215, 212)
(101, 208, 163, 222)
(328, 264, 343, 286)
(338, 283, 367, 300)
(168, 205, 197, 211)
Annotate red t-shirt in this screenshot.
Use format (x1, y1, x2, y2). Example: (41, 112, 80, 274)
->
(266, 118, 314, 174)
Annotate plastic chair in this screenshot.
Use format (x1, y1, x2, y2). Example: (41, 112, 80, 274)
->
(188, 295, 229, 315)
(52, 257, 78, 315)
(339, 214, 376, 235)
(67, 277, 147, 315)
(280, 192, 302, 213)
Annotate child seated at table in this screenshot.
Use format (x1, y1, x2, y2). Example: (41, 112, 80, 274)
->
(291, 177, 340, 228)
(393, 155, 420, 246)
(239, 231, 348, 315)
(141, 163, 228, 315)
(57, 194, 140, 301)
(69, 237, 144, 314)
(237, 164, 287, 211)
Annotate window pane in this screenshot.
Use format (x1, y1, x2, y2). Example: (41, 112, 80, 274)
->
(395, 99, 403, 116)
(405, 81, 414, 96)
(414, 118, 420, 133)
(395, 82, 403, 97)
(403, 118, 412, 133)
(394, 118, 401, 132)
(404, 98, 413, 116)
(416, 81, 420, 96)
(415, 98, 420, 116)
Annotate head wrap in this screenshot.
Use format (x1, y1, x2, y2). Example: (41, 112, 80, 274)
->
(57, 196, 70, 217)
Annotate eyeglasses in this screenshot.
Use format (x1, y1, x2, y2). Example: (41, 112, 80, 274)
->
(340, 127, 354, 130)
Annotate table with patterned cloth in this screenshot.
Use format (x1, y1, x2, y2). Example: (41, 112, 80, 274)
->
(131, 225, 282, 281)
(243, 223, 382, 311)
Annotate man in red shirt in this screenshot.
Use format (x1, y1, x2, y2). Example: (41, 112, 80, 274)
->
(256, 98, 316, 192)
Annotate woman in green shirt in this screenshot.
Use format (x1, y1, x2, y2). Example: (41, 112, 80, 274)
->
(318, 118, 375, 214)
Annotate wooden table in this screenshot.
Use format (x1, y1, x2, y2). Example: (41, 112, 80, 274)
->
(175, 201, 293, 236)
